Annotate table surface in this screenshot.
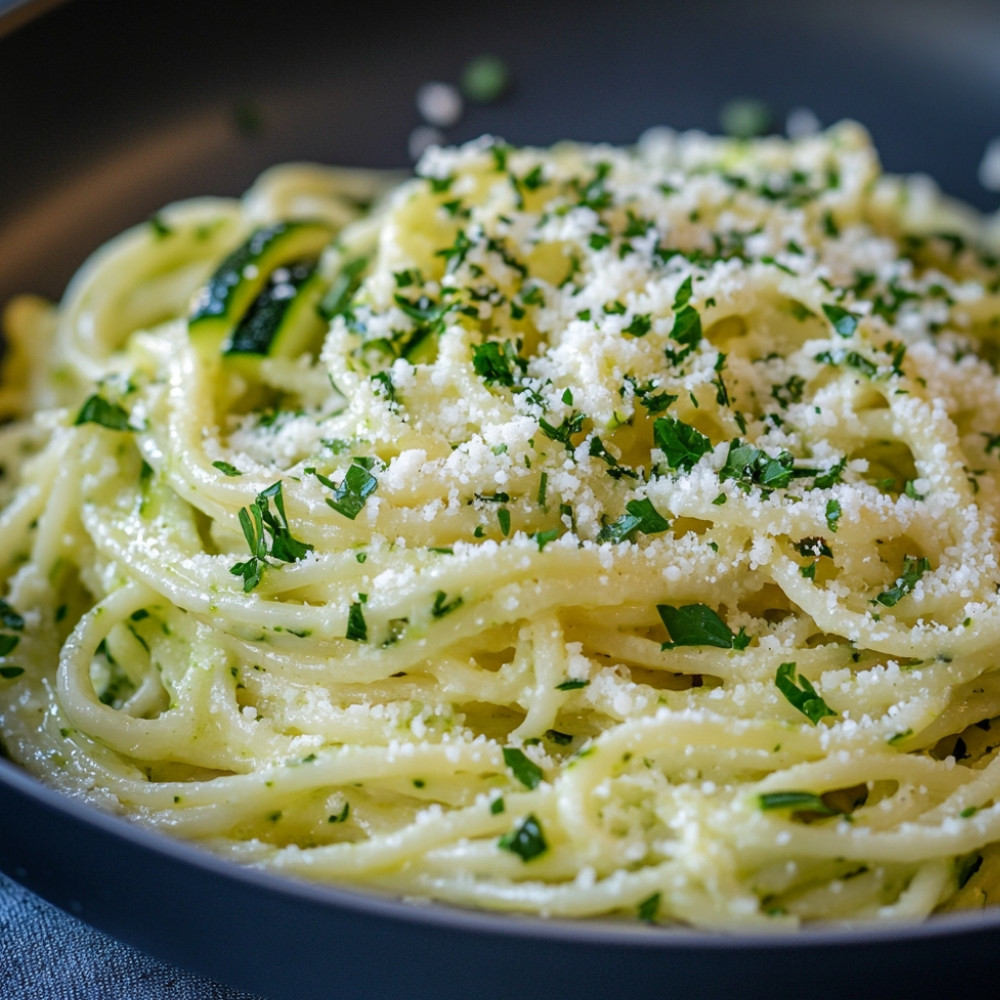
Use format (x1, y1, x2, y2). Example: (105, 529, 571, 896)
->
(0, 873, 265, 1000)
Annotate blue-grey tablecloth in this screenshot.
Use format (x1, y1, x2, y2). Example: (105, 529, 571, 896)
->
(0, 872, 264, 1000)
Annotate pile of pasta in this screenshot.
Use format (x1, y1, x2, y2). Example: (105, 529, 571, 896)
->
(3, 121, 1000, 928)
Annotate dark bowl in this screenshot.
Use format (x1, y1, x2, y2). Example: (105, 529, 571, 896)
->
(2, 1, 1000, 997)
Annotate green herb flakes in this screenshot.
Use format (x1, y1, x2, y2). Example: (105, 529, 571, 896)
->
(328, 803, 350, 823)
(312, 461, 379, 520)
(721, 440, 794, 490)
(653, 416, 711, 473)
(346, 601, 368, 642)
(74, 395, 131, 431)
(0, 600, 25, 632)
(498, 813, 548, 861)
(658, 604, 750, 650)
(502, 747, 543, 789)
(597, 497, 671, 544)
(874, 554, 931, 607)
(472, 339, 524, 386)
(638, 892, 661, 923)
(825, 499, 842, 533)
(775, 662, 836, 724)
(821, 303, 859, 337)
(229, 481, 313, 591)
(759, 791, 838, 815)
(432, 591, 464, 618)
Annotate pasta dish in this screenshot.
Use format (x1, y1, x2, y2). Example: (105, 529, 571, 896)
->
(2, 121, 1000, 928)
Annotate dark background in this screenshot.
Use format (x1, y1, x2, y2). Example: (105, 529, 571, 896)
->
(1, 0, 999, 308)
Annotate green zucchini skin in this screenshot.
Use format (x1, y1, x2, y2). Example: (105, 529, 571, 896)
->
(224, 260, 319, 357)
(188, 220, 335, 356)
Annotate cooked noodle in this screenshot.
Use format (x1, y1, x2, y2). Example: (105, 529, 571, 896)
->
(2, 122, 1000, 928)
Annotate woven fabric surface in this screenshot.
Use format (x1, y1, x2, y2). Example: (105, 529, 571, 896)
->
(0, 873, 265, 1000)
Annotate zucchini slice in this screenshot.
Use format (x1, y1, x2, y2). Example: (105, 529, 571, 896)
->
(224, 260, 326, 359)
(188, 220, 335, 351)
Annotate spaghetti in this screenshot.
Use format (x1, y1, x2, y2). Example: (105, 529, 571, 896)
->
(2, 122, 1000, 928)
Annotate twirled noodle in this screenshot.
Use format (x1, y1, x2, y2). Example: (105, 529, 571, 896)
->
(3, 121, 1000, 929)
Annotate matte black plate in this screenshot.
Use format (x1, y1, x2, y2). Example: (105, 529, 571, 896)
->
(2, 1, 1000, 997)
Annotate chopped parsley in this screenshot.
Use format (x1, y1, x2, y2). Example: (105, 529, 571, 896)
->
(956, 852, 983, 889)
(318, 257, 368, 320)
(597, 497, 671, 544)
(814, 349, 877, 379)
(539, 411, 585, 449)
(311, 460, 379, 520)
(502, 747, 543, 789)
(533, 527, 561, 550)
(498, 813, 548, 861)
(631, 379, 677, 415)
(623, 313, 652, 337)
(74, 395, 131, 431)
(322, 438, 353, 455)
(794, 536, 832, 579)
(431, 591, 463, 618)
(821, 303, 859, 337)
(472, 339, 525, 386)
(229, 481, 313, 591)
(814, 459, 846, 489)
(825, 499, 842, 533)
(0, 600, 25, 632)
(874, 554, 931, 607)
(537, 471, 548, 510)
(793, 537, 833, 560)
(149, 214, 173, 239)
(370, 371, 396, 405)
(637, 892, 661, 923)
(657, 604, 750, 650)
(346, 600, 368, 642)
(652, 416, 711, 473)
(588, 436, 638, 481)
(667, 303, 702, 360)
(774, 662, 836, 724)
(771, 373, 806, 409)
(758, 791, 839, 815)
(328, 803, 350, 824)
(497, 507, 511, 536)
(720, 440, 795, 490)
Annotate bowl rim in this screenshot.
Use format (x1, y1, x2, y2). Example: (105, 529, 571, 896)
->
(4, 752, 1000, 952)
